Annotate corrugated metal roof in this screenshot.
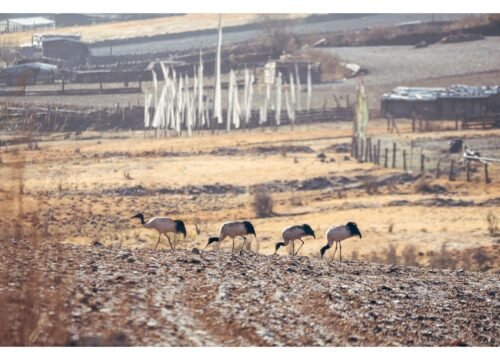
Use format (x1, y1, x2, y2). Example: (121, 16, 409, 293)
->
(8, 17, 55, 26)
(383, 85, 500, 101)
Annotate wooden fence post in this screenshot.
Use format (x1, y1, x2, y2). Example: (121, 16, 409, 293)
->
(366, 138, 372, 162)
(373, 144, 377, 164)
(392, 142, 397, 168)
(403, 150, 407, 171)
(484, 163, 490, 183)
(384, 148, 388, 168)
(436, 159, 441, 178)
(420, 154, 425, 174)
(449, 160, 455, 181)
(377, 139, 381, 165)
(466, 161, 471, 182)
(359, 138, 365, 162)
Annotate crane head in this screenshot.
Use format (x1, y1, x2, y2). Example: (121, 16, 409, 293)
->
(206, 237, 219, 248)
(320, 244, 330, 259)
(274, 242, 285, 254)
(131, 213, 145, 224)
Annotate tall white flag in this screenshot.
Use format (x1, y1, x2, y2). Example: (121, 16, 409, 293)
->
(307, 63, 312, 113)
(214, 14, 223, 124)
(198, 49, 205, 127)
(232, 71, 241, 129)
(275, 72, 282, 125)
(295, 63, 302, 111)
(144, 92, 152, 127)
(227, 69, 234, 131)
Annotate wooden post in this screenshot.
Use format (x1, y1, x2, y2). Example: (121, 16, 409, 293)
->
(484, 163, 490, 183)
(466, 161, 471, 182)
(449, 160, 455, 181)
(436, 159, 441, 178)
(403, 150, 407, 171)
(359, 138, 364, 162)
(351, 136, 357, 158)
(366, 138, 372, 162)
(377, 139, 381, 165)
(412, 114, 416, 132)
(372, 144, 377, 164)
(384, 148, 388, 168)
(420, 154, 425, 174)
(455, 118, 458, 131)
(61, 77, 65, 94)
(392, 142, 397, 168)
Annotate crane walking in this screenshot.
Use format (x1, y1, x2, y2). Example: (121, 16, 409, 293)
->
(320, 222, 362, 261)
(131, 213, 186, 251)
(275, 224, 315, 256)
(206, 221, 256, 255)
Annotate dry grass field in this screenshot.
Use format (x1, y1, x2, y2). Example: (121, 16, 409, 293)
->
(0, 14, 307, 45)
(1, 119, 499, 272)
(1, 119, 499, 346)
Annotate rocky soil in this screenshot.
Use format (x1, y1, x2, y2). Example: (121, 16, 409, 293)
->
(1, 241, 498, 346)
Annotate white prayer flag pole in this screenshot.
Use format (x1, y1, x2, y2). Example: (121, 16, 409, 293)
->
(307, 63, 312, 113)
(295, 63, 302, 111)
(214, 14, 223, 125)
(275, 72, 282, 126)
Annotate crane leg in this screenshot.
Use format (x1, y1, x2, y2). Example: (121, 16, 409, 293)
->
(165, 234, 175, 252)
(340, 242, 342, 262)
(292, 241, 295, 257)
(239, 236, 247, 255)
(294, 239, 304, 256)
(231, 238, 235, 255)
(331, 242, 338, 262)
(154, 233, 161, 250)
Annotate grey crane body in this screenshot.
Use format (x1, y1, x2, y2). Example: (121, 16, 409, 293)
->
(321, 222, 362, 261)
(206, 220, 256, 255)
(275, 224, 315, 256)
(131, 213, 186, 251)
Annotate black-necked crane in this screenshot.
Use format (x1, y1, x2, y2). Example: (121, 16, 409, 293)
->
(131, 213, 187, 251)
(320, 222, 362, 261)
(275, 224, 315, 256)
(206, 221, 256, 255)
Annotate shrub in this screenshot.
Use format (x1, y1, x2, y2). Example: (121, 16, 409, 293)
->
(252, 190, 274, 218)
(401, 245, 419, 266)
(428, 244, 457, 270)
(472, 248, 492, 272)
(487, 211, 498, 236)
(385, 245, 398, 265)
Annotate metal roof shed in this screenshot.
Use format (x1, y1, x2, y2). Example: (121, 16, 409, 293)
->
(4, 17, 55, 33)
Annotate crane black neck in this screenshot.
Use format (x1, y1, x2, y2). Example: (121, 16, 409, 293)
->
(133, 213, 145, 225)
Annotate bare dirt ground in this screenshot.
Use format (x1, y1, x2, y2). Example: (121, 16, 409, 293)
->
(1, 242, 499, 346)
(1, 120, 499, 346)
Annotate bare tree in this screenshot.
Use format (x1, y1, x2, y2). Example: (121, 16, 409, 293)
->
(0, 38, 21, 67)
(258, 14, 301, 56)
